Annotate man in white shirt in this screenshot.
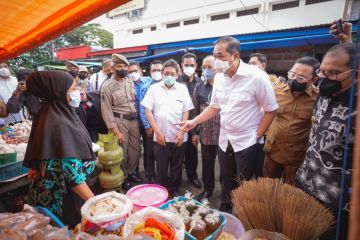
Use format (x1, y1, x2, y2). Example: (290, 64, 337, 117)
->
(0, 65, 23, 124)
(90, 59, 112, 91)
(180, 36, 278, 212)
(142, 59, 194, 197)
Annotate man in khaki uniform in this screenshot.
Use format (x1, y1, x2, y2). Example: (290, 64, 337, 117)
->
(264, 56, 319, 184)
(101, 53, 142, 190)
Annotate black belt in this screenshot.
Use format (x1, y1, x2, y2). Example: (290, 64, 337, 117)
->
(113, 112, 137, 120)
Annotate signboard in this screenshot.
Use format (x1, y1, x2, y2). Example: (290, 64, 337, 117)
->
(108, 0, 144, 17)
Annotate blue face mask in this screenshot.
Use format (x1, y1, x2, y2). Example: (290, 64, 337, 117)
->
(69, 90, 81, 108)
(203, 69, 215, 82)
(163, 75, 176, 86)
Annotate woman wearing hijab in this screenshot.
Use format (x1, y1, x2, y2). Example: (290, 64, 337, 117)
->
(24, 71, 96, 226)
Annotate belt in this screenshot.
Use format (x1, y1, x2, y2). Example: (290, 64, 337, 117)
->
(113, 112, 137, 120)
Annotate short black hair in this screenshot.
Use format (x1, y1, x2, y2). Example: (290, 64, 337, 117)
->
(214, 36, 241, 55)
(163, 59, 180, 73)
(327, 43, 356, 68)
(129, 60, 141, 69)
(295, 56, 320, 75)
(150, 60, 163, 67)
(250, 53, 267, 64)
(16, 68, 33, 82)
(182, 52, 197, 63)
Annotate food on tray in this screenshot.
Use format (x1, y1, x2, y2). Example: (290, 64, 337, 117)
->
(133, 217, 175, 240)
(204, 212, 221, 234)
(189, 216, 208, 240)
(218, 232, 237, 240)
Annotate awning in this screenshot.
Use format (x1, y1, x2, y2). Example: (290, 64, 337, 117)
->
(0, 0, 129, 63)
(133, 33, 338, 63)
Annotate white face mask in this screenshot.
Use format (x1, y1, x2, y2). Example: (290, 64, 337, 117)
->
(183, 66, 196, 77)
(151, 71, 162, 81)
(129, 72, 141, 82)
(69, 90, 81, 108)
(0, 68, 10, 79)
(214, 59, 230, 73)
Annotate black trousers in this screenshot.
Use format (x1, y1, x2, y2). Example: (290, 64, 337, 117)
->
(185, 132, 199, 181)
(154, 142, 186, 192)
(201, 144, 218, 193)
(138, 126, 155, 178)
(218, 142, 259, 213)
(254, 143, 265, 178)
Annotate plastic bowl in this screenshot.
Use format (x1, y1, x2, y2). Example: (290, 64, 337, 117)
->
(126, 184, 168, 212)
(220, 211, 245, 239)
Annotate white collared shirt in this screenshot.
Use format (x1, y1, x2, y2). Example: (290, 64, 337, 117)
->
(210, 60, 278, 152)
(141, 81, 194, 143)
(90, 70, 109, 91)
(0, 76, 23, 124)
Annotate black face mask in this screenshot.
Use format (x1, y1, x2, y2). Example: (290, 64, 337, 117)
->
(68, 70, 78, 78)
(319, 78, 342, 97)
(78, 74, 87, 80)
(107, 73, 113, 78)
(288, 78, 307, 92)
(115, 69, 128, 78)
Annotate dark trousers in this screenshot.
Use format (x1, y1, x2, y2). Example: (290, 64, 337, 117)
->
(201, 144, 218, 193)
(185, 132, 199, 181)
(254, 143, 265, 178)
(138, 126, 155, 178)
(218, 142, 259, 213)
(154, 142, 186, 192)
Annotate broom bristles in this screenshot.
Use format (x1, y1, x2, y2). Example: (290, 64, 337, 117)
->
(231, 178, 334, 240)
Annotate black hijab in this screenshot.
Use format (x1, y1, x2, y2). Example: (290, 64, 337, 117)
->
(23, 71, 96, 169)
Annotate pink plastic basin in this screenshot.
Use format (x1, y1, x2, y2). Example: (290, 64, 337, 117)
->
(126, 184, 168, 212)
(220, 211, 245, 239)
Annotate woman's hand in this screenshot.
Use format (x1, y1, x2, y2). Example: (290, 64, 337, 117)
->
(28, 168, 39, 181)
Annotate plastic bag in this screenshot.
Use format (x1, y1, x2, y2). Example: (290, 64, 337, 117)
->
(123, 207, 185, 240)
(31, 225, 70, 240)
(0, 228, 27, 240)
(80, 192, 133, 234)
(73, 232, 125, 240)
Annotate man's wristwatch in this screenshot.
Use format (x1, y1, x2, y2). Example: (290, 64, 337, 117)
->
(256, 135, 261, 143)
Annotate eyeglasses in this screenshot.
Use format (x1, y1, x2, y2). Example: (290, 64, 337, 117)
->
(315, 69, 353, 80)
(287, 71, 312, 83)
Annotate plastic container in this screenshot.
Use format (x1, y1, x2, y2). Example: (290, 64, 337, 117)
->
(160, 196, 227, 240)
(36, 206, 65, 228)
(220, 211, 245, 239)
(126, 184, 169, 212)
(0, 152, 17, 166)
(0, 160, 27, 181)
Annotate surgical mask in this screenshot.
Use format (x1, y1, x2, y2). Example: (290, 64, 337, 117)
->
(214, 59, 230, 73)
(288, 78, 307, 92)
(203, 69, 215, 82)
(151, 71, 162, 81)
(163, 75, 176, 86)
(78, 74, 87, 80)
(183, 66, 196, 77)
(115, 69, 128, 78)
(319, 78, 342, 97)
(129, 72, 141, 82)
(68, 70, 78, 78)
(0, 68, 10, 79)
(69, 90, 81, 108)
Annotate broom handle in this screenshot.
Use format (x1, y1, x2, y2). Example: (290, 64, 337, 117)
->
(349, 46, 360, 240)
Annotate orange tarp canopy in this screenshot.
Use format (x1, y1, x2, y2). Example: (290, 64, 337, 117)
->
(0, 0, 129, 63)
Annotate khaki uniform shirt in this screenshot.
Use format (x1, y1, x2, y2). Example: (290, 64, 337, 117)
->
(101, 77, 137, 129)
(264, 83, 318, 165)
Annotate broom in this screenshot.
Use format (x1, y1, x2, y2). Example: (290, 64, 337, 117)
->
(231, 178, 334, 240)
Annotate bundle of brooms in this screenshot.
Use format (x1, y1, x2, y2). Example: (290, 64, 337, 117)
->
(231, 178, 334, 240)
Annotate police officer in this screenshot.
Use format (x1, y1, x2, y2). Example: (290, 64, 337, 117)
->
(101, 54, 142, 190)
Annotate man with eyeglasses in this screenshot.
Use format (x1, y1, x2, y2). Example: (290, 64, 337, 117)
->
(264, 56, 319, 185)
(295, 43, 356, 240)
(177, 52, 202, 189)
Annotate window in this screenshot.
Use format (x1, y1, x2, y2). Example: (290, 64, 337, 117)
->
(166, 22, 180, 28)
(184, 18, 200, 26)
(305, 0, 332, 5)
(132, 29, 143, 34)
(210, 13, 230, 21)
(151, 26, 157, 31)
(272, 0, 300, 11)
(237, 8, 259, 17)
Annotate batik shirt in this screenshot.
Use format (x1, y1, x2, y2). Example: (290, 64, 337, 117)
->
(295, 89, 355, 213)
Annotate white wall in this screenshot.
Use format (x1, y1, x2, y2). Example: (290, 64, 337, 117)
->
(111, 0, 345, 49)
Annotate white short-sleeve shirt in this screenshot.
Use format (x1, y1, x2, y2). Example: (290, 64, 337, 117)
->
(210, 60, 278, 152)
(141, 81, 194, 143)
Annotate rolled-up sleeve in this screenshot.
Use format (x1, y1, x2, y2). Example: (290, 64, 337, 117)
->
(182, 87, 194, 112)
(139, 84, 151, 129)
(100, 85, 117, 129)
(256, 74, 279, 112)
(141, 85, 155, 111)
